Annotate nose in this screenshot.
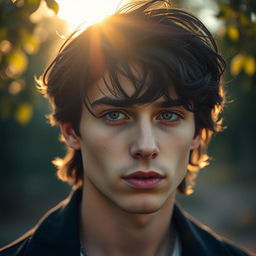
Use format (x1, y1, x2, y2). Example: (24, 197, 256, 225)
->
(130, 121, 159, 160)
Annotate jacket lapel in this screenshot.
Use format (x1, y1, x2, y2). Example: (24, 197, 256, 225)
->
(24, 189, 82, 256)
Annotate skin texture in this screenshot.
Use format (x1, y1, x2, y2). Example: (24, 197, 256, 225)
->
(61, 70, 201, 255)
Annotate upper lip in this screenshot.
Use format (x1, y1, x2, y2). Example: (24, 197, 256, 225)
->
(122, 170, 164, 179)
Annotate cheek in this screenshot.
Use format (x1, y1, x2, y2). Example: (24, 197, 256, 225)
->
(164, 127, 194, 155)
(79, 124, 124, 173)
(161, 127, 194, 174)
(175, 133, 194, 165)
(81, 128, 108, 158)
(82, 124, 122, 151)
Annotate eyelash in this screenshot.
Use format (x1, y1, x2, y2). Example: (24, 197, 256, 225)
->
(158, 111, 183, 122)
(100, 110, 184, 124)
(101, 111, 128, 122)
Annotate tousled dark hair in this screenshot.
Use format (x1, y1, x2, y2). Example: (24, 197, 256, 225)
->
(37, 0, 226, 194)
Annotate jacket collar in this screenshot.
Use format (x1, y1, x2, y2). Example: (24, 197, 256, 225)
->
(25, 189, 82, 256)
(23, 189, 230, 256)
(172, 205, 211, 256)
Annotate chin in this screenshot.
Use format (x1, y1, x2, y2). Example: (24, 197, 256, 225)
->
(124, 208, 161, 215)
(120, 200, 164, 215)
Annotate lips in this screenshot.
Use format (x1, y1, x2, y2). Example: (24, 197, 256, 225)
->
(122, 171, 165, 189)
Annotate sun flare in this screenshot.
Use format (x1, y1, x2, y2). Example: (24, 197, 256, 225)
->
(56, 0, 129, 32)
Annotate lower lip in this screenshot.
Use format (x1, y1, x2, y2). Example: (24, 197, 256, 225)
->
(122, 178, 163, 189)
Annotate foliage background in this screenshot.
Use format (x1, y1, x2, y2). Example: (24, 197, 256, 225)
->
(0, 0, 255, 252)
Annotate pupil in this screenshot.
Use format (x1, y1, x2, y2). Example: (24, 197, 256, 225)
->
(110, 112, 119, 119)
(163, 113, 172, 119)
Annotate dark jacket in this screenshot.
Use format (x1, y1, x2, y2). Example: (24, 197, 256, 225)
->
(0, 189, 254, 256)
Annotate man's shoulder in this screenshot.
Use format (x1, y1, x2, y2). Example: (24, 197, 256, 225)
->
(0, 231, 33, 256)
(174, 205, 255, 256)
(185, 210, 255, 256)
(221, 239, 255, 256)
(0, 190, 80, 256)
(0, 202, 66, 256)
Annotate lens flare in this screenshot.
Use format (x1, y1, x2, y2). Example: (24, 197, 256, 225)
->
(56, 0, 128, 32)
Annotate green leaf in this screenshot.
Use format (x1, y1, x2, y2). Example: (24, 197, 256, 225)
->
(0, 28, 8, 41)
(0, 97, 12, 119)
(24, 0, 41, 14)
(45, 0, 59, 14)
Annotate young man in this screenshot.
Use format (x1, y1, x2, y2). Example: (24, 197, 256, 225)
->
(1, 1, 254, 255)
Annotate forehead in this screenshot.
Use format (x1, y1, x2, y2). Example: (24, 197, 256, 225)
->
(86, 63, 178, 106)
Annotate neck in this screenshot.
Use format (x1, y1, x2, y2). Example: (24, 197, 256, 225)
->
(79, 181, 176, 256)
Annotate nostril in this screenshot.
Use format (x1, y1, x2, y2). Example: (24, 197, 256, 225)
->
(134, 154, 139, 159)
(132, 150, 158, 159)
(152, 152, 158, 159)
(133, 152, 142, 159)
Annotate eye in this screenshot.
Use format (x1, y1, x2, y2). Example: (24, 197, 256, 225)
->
(102, 111, 128, 122)
(157, 111, 182, 122)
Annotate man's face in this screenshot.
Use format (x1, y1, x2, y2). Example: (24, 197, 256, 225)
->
(66, 72, 200, 214)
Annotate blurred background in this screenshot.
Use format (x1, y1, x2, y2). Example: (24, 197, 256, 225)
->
(0, 0, 255, 253)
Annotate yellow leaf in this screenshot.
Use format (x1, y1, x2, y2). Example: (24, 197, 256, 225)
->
(227, 26, 239, 41)
(7, 50, 28, 76)
(0, 40, 12, 54)
(244, 56, 255, 76)
(221, 6, 233, 18)
(15, 103, 33, 125)
(8, 79, 25, 95)
(22, 34, 39, 54)
(239, 13, 249, 26)
(0, 28, 7, 41)
(26, 0, 40, 4)
(231, 54, 244, 76)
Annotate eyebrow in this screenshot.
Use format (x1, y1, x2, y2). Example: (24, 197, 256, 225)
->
(90, 96, 185, 109)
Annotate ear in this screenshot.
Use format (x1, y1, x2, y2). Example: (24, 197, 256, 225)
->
(60, 123, 81, 150)
(190, 133, 201, 150)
